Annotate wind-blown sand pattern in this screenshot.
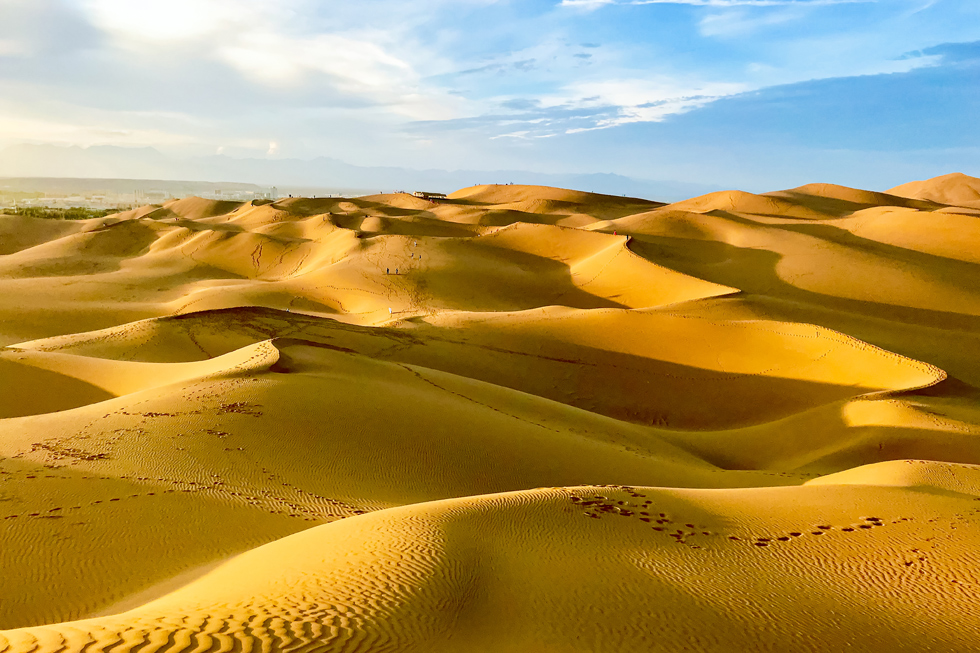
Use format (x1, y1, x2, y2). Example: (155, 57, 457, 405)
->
(1, 176, 979, 651)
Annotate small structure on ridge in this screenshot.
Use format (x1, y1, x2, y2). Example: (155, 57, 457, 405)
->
(413, 191, 448, 200)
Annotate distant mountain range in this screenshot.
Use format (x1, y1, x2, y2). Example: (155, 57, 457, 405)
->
(0, 144, 720, 202)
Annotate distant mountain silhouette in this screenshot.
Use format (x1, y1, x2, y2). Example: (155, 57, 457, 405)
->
(0, 144, 719, 202)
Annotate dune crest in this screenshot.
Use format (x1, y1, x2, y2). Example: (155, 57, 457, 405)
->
(888, 172, 980, 208)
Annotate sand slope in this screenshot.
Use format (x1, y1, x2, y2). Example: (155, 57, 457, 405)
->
(1, 174, 979, 649)
(5, 476, 980, 652)
(888, 172, 980, 208)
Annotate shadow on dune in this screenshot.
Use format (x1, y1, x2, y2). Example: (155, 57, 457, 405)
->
(776, 219, 980, 276)
(796, 423, 980, 474)
(626, 233, 980, 386)
(627, 234, 980, 330)
(0, 358, 115, 418)
(24, 306, 928, 431)
(0, 219, 161, 278)
(651, 377, 980, 474)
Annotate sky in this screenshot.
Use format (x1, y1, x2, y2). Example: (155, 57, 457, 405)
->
(0, 0, 978, 191)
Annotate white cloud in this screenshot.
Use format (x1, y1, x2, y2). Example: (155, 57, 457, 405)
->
(544, 77, 746, 131)
(469, 76, 748, 137)
(0, 39, 30, 57)
(216, 33, 410, 90)
(560, 0, 617, 7)
(905, 0, 940, 16)
(0, 108, 198, 148)
(79, 0, 345, 46)
(77, 0, 467, 122)
(81, 0, 266, 42)
(490, 130, 532, 139)
(83, 0, 410, 93)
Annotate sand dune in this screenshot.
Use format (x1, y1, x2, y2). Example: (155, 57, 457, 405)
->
(1, 174, 979, 649)
(766, 182, 941, 214)
(889, 172, 980, 208)
(6, 478, 980, 651)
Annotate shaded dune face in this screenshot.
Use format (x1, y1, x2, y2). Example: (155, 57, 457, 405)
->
(1, 176, 980, 651)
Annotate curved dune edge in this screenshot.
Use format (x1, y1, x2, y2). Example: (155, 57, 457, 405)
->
(2, 340, 280, 399)
(5, 306, 947, 430)
(806, 459, 980, 494)
(0, 357, 114, 418)
(475, 221, 740, 308)
(4, 479, 980, 652)
(888, 172, 980, 208)
(0, 335, 963, 630)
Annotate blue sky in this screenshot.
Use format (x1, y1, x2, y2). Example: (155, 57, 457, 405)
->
(0, 0, 977, 190)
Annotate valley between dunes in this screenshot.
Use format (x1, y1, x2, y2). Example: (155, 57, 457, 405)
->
(2, 172, 980, 651)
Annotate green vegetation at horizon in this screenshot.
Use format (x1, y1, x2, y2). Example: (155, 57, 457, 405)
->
(1, 206, 124, 220)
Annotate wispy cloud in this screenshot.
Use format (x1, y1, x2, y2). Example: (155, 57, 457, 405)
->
(698, 6, 807, 36)
(80, 0, 466, 121)
(548, 78, 746, 131)
(560, 0, 873, 7)
(904, 39, 980, 63)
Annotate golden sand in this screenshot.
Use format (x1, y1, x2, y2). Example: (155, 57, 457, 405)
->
(1, 176, 979, 651)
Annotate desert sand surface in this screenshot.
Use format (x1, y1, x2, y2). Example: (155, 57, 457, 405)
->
(1, 176, 980, 651)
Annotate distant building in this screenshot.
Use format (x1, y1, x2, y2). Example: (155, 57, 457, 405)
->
(137, 189, 172, 204)
(414, 191, 447, 200)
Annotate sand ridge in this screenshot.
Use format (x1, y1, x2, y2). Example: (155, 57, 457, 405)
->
(1, 175, 979, 650)
(888, 172, 980, 209)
